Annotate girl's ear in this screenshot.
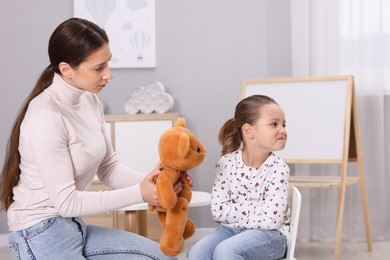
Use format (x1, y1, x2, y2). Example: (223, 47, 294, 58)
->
(58, 62, 73, 78)
(242, 123, 254, 139)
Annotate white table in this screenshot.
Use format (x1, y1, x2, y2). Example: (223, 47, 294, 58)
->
(117, 191, 211, 236)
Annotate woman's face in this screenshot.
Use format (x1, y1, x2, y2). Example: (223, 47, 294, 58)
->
(63, 43, 113, 93)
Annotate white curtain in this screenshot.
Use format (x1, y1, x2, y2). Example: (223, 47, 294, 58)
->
(290, 0, 389, 242)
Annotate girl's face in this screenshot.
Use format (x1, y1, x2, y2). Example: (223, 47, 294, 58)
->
(249, 103, 287, 153)
(62, 43, 113, 93)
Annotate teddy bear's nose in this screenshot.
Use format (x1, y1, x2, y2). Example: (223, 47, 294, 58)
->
(197, 147, 201, 153)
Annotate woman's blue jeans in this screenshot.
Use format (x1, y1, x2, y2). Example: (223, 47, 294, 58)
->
(8, 217, 176, 260)
(187, 226, 287, 260)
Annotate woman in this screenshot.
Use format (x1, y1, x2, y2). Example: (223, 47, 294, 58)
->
(0, 17, 179, 259)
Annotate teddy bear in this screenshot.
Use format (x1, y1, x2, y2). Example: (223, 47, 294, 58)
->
(148, 117, 206, 256)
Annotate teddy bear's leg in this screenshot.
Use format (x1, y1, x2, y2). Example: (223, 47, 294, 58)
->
(159, 197, 189, 256)
(183, 218, 195, 240)
(156, 210, 167, 230)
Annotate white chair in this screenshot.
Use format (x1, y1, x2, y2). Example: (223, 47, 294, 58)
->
(282, 186, 302, 260)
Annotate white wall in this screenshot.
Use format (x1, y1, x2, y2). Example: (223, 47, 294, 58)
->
(0, 0, 291, 233)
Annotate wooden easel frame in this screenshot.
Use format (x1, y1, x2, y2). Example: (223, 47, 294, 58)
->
(242, 76, 372, 260)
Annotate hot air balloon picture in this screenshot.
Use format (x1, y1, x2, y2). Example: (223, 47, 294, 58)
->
(83, 0, 115, 29)
(73, 0, 156, 68)
(129, 30, 151, 62)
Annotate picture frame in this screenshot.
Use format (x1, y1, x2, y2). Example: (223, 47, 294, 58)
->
(74, 0, 156, 68)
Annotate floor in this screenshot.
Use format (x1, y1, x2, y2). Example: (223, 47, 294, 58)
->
(291, 240, 389, 260)
(1, 240, 389, 259)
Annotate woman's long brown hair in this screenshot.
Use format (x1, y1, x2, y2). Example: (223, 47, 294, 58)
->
(0, 18, 109, 211)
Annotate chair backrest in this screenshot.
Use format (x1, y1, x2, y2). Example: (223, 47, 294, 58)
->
(284, 186, 302, 260)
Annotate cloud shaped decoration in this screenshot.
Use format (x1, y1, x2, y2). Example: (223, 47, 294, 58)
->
(124, 81, 174, 115)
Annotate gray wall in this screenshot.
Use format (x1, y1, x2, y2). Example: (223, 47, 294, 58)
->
(0, 0, 291, 232)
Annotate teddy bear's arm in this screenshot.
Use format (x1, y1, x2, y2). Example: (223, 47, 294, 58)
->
(156, 168, 180, 209)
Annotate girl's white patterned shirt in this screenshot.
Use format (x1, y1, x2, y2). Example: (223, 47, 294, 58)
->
(211, 150, 290, 238)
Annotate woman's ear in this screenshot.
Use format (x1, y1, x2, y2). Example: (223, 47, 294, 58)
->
(242, 123, 254, 139)
(58, 62, 73, 78)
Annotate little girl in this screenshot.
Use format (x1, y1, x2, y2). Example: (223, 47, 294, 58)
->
(188, 95, 290, 260)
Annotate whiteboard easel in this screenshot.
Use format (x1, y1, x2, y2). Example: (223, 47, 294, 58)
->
(242, 76, 372, 260)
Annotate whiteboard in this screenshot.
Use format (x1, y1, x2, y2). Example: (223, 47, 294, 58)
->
(242, 76, 353, 163)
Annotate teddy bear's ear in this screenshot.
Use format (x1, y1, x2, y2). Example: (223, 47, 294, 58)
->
(178, 132, 190, 159)
(175, 117, 186, 127)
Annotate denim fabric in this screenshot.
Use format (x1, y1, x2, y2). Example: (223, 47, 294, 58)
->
(187, 226, 287, 260)
(8, 217, 176, 260)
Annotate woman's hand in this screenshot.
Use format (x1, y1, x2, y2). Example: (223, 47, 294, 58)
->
(140, 165, 161, 206)
(172, 171, 193, 194)
(183, 171, 193, 187)
(140, 167, 194, 205)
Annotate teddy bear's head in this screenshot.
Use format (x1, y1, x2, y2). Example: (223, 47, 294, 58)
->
(158, 117, 206, 171)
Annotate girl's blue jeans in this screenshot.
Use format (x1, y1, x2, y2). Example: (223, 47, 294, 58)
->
(8, 216, 176, 260)
(187, 226, 287, 260)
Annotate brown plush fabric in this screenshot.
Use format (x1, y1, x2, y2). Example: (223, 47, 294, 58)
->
(148, 117, 206, 256)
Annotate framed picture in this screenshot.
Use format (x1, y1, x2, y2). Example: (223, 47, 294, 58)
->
(74, 0, 156, 68)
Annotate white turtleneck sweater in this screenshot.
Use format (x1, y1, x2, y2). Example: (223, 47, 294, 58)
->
(8, 74, 145, 231)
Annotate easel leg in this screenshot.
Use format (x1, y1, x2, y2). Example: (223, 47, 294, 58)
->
(352, 84, 373, 251)
(334, 184, 346, 260)
(359, 177, 373, 251)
